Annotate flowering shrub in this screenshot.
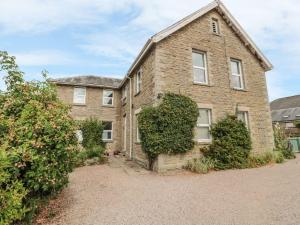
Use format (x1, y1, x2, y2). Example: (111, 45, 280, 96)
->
(0, 51, 78, 224)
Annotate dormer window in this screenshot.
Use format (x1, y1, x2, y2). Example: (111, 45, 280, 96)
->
(211, 18, 220, 35)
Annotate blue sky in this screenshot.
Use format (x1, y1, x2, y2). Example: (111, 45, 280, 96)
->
(0, 0, 299, 101)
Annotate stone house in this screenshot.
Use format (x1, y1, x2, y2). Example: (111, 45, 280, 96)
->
(271, 95, 300, 137)
(50, 0, 274, 172)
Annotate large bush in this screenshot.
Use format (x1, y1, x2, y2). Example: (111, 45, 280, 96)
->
(204, 115, 252, 170)
(138, 93, 199, 169)
(0, 51, 78, 224)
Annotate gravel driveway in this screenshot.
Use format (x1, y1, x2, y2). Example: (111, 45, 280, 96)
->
(50, 156, 300, 225)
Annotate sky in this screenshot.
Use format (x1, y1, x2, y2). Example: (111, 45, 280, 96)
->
(0, 0, 299, 101)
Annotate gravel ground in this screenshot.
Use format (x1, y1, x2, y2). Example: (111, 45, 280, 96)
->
(49, 156, 300, 225)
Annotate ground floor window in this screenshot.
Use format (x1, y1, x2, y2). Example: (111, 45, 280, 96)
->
(237, 111, 249, 129)
(75, 130, 83, 143)
(102, 121, 113, 141)
(195, 108, 212, 142)
(136, 115, 140, 143)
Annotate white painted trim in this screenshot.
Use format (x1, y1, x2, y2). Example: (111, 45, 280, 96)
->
(102, 121, 113, 141)
(192, 51, 208, 85)
(73, 87, 86, 104)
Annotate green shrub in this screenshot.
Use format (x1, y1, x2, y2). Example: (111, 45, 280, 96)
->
(204, 115, 252, 170)
(0, 51, 78, 224)
(294, 120, 300, 129)
(247, 152, 275, 168)
(273, 123, 295, 159)
(185, 157, 215, 174)
(274, 151, 285, 164)
(81, 118, 105, 149)
(75, 146, 105, 167)
(138, 93, 199, 169)
(0, 149, 28, 225)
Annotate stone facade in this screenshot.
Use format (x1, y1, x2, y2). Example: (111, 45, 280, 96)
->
(56, 85, 121, 152)
(54, 3, 274, 172)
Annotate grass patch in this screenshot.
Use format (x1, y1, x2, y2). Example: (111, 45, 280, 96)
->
(185, 157, 216, 174)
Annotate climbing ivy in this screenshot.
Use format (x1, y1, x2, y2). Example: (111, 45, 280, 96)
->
(138, 93, 199, 169)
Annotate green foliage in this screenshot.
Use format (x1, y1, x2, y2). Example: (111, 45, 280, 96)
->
(273, 123, 295, 159)
(0, 51, 78, 224)
(247, 150, 286, 168)
(204, 115, 252, 170)
(80, 118, 105, 149)
(0, 149, 28, 225)
(138, 93, 199, 169)
(294, 120, 300, 128)
(75, 146, 105, 167)
(185, 157, 215, 174)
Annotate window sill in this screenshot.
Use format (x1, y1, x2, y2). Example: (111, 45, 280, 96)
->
(232, 88, 248, 92)
(134, 91, 141, 97)
(135, 142, 141, 145)
(103, 140, 113, 143)
(102, 105, 115, 108)
(211, 32, 222, 37)
(73, 103, 86, 106)
(196, 140, 212, 144)
(193, 82, 212, 87)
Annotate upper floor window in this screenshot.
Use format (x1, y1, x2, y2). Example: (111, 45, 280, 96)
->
(211, 18, 220, 35)
(103, 90, 113, 106)
(136, 70, 142, 94)
(195, 108, 212, 142)
(231, 59, 244, 89)
(192, 51, 208, 84)
(237, 111, 249, 129)
(73, 87, 86, 104)
(102, 121, 113, 141)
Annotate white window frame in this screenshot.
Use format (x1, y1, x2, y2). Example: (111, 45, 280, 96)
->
(231, 59, 244, 90)
(196, 108, 212, 142)
(211, 18, 220, 35)
(102, 121, 113, 141)
(237, 111, 249, 129)
(192, 51, 208, 85)
(73, 87, 86, 104)
(103, 89, 114, 106)
(136, 69, 142, 94)
(136, 115, 141, 143)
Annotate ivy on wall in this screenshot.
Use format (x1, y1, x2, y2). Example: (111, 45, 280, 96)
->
(138, 93, 199, 169)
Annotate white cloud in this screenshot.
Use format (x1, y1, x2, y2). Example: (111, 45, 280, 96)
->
(12, 50, 77, 66)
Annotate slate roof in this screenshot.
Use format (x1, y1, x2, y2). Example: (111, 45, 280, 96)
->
(49, 75, 123, 89)
(270, 95, 300, 111)
(271, 107, 300, 122)
(270, 95, 300, 122)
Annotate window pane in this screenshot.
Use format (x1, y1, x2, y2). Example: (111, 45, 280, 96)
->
(195, 127, 210, 140)
(104, 90, 113, 97)
(231, 60, 240, 74)
(193, 68, 206, 83)
(198, 109, 209, 124)
(75, 88, 85, 96)
(237, 112, 245, 123)
(104, 97, 112, 105)
(232, 75, 242, 88)
(103, 122, 112, 130)
(102, 131, 112, 140)
(75, 130, 83, 143)
(192, 52, 205, 67)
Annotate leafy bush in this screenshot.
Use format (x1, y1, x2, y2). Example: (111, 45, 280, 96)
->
(204, 115, 252, 170)
(0, 51, 78, 224)
(0, 149, 28, 225)
(80, 118, 105, 149)
(138, 93, 199, 169)
(75, 146, 105, 167)
(273, 123, 295, 159)
(185, 157, 215, 174)
(294, 120, 300, 128)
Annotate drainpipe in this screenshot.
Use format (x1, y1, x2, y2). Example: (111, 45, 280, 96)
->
(129, 76, 133, 159)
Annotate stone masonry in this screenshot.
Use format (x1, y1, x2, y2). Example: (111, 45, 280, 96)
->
(52, 1, 274, 172)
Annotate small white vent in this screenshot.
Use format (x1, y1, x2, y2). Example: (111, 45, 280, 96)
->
(212, 18, 220, 34)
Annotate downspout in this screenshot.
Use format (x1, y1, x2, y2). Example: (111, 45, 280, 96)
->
(129, 76, 133, 159)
